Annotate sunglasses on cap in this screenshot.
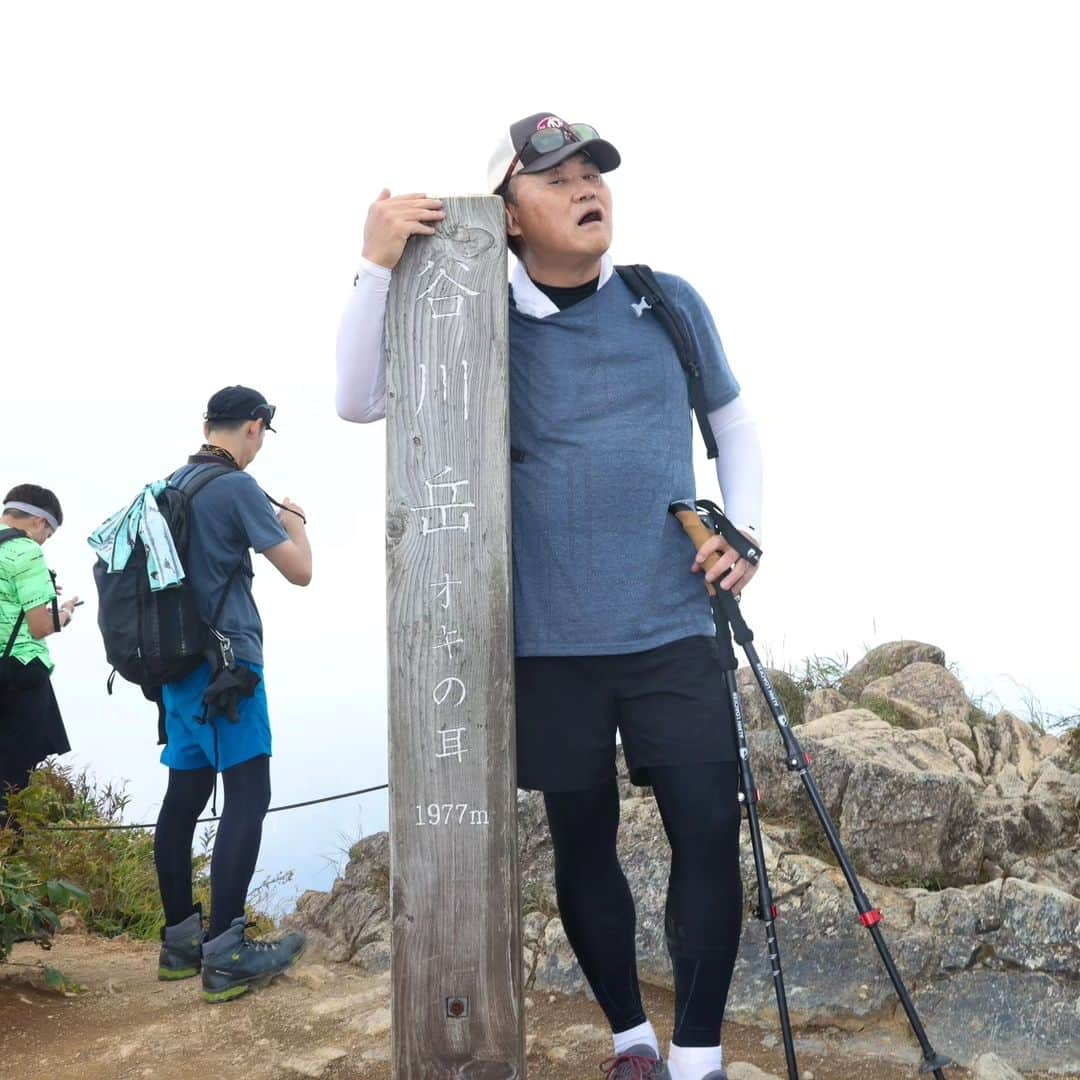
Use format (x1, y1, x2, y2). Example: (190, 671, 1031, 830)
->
(499, 123, 600, 191)
(205, 403, 277, 431)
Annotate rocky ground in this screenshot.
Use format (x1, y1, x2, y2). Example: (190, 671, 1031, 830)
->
(0, 928, 1061, 1079)
(289, 642, 1080, 1077)
(4, 641, 1077, 1078)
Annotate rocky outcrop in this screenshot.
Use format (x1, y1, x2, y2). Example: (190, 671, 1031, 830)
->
(838, 640, 945, 698)
(287, 832, 390, 973)
(289, 642, 1080, 1073)
(860, 663, 972, 739)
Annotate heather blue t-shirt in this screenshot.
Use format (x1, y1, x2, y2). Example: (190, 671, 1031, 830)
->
(509, 271, 740, 657)
(169, 464, 288, 666)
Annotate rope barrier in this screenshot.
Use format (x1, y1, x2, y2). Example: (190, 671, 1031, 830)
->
(28, 782, 389, 833)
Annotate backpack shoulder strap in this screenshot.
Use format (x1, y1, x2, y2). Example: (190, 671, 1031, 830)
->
(171, 463, 235, 501)
(0, 529, 30, 660)
(616, 264, 719, 459)
(1, 613, 24, 661)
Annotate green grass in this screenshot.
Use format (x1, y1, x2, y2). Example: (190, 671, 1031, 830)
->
(790, 652, 850, 695)
(861, 697, 913, 729)
(2, 761, 277, 943)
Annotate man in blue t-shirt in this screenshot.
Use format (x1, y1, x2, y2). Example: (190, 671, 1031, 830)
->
(336, 114, 765, 1080)
(154, 386, 312, 1004)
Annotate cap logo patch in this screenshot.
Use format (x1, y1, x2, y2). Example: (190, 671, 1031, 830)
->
(536, 116, 564, 130)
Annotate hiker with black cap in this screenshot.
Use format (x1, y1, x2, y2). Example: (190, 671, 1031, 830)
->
(152, 386, 310, 1002)
(335, 114, 764, 1079)
(0, 484, 78, 826)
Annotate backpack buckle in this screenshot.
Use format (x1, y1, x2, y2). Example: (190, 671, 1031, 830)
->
(208, 626, 235, 671)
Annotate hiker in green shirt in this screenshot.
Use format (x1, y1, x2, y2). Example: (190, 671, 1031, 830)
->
(0, 484, 79, 824)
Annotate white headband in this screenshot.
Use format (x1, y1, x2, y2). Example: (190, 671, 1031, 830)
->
(3, 502, 60, 532)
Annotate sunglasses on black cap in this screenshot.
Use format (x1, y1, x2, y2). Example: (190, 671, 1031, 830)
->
(499, 123, 600, 191)
(205, 402, 277, 431)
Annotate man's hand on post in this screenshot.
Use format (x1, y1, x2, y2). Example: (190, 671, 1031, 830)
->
(362, 189, 446, 270)
(691, 532, 760, 596)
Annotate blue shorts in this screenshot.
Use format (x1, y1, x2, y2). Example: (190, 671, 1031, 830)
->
(160, 660, 271, 773)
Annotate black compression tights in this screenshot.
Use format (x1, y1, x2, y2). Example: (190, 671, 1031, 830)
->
(543, 762, 743, 1047)
(154, 755, 272, 937)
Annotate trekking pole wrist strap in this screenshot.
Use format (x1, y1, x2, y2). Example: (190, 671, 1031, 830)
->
(669, 500, 762, 567)
(692, 499, 762, 565)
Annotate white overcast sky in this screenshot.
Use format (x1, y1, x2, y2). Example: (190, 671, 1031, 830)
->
(3, 2, 1077, 902)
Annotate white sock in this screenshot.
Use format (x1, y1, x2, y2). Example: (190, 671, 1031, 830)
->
(612, 1019, 660, 1057)
(667, 1042, 724, 1080)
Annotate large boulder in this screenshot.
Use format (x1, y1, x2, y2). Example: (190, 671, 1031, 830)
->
(750, 710, 984, 885)
(859, 662, 971, 738)
(839, 759, 983, 885)
(840, 641, 946, 698)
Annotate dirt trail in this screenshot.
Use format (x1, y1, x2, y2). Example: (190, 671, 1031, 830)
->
(0, 931, 1054, 1080)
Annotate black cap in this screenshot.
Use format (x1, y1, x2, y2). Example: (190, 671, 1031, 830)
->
(489, 113, 621, 192)
(204, 385, 277, 432)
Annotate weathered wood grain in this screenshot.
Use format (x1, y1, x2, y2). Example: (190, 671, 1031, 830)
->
(385, 196, 523, 1078)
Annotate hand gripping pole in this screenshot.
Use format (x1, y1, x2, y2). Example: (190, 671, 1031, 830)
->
(670, 500, 952, 1079)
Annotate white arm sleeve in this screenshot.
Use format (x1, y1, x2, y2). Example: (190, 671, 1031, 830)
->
(708, 395, 764, 541)
(335, 257, 391, 423)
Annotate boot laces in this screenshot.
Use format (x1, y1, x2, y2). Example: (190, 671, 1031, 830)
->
(600, 1053, 660, 1079)
(241, 920, 280, 951)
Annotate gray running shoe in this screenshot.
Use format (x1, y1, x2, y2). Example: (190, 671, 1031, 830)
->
(600, 1044, 671, 1079)
(158, 904, 205, 981)
(201, 916, 305, 1003)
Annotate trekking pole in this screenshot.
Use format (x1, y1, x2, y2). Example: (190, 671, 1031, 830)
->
(670, 503, 798, 1079)
(669, 500, 952, 1079)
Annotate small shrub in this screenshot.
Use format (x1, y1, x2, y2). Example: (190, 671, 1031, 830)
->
(2, 763, 214, 940)
(0, 858, 88, 964)
(791, 652, 849, 695)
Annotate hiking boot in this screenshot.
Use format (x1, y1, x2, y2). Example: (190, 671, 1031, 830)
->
(701, 1072, 728, 1080)
(600, 1045, 671, 1079)
(201, 916, 306, 1003)
(158, 905, 205, 981)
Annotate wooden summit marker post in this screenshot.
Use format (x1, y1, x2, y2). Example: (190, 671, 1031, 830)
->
(385, 196, 523, 1078)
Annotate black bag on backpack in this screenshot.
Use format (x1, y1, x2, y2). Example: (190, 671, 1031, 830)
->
(93, 465, 234, 695)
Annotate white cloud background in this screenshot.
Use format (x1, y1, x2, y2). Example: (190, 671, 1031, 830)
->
(3, 2, 1077, 906)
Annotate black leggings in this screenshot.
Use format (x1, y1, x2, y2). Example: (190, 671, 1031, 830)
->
(154, 754, 272, 938)
(543, 762, 743, 1047)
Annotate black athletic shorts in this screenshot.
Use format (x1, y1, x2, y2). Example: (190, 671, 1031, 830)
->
(514, 634, 736, 792)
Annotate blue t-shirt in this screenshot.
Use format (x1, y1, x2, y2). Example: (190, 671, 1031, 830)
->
(509, 271, 740, 657)
(169, 464, 288, 666)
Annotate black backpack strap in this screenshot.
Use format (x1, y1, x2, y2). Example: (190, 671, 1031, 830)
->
(0, 529, 30, 660)
(2, 613, 24, 662)
(209, 563, 245, 631)
(170, 462, 235, 499)
(616, 264, 719, 460)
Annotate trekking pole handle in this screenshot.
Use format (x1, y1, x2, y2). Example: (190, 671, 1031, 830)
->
(671, 507, 724, 598)
(669, 501, 755, 644)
